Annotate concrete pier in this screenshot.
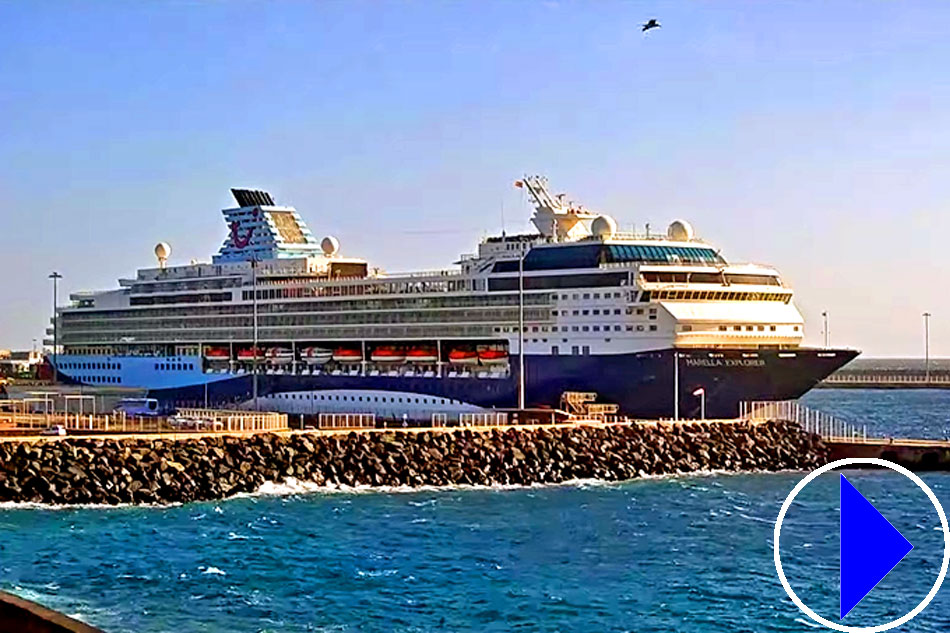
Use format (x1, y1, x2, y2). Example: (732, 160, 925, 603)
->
(826, 438, 950, 470)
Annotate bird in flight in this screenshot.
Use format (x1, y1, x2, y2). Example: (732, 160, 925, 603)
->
(642, 18, 660, 32)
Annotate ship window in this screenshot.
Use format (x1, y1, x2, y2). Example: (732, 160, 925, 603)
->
(614, 325, 621, 331)
(614, 309, 621, 315)
(582, 310, 589, 315)
(770, 325, 776, 331)
(592, 309, 599, 315)
(582, 346, 590, 355)
(649, 325, 657, 331)
(734, 325, 741, 331)
(561, 294, 568, 300)
(719, 325, 727, 331)
(593, 326, 600, 332)
(573, 310, 579, 316)
(794, 326, 799, 331)
(582, 326, 589, 332)
(746, 326, 754, 331)
(572, 326, 579, 331)
(682, 325, 692, 332)
(640, 291, 651, 302)
(583, 293, 590, 299)
(757, 325, 764, 331)
(572, 346, 579, 355)
(593, 293, 600, 299)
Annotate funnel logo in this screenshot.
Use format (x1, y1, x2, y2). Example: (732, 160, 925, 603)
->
(230, 207, 258, 249)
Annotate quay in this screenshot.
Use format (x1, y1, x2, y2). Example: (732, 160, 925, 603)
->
(820, 371, 950, 389)
(819, 357, 950, 389)
(746, 400, 950, 471)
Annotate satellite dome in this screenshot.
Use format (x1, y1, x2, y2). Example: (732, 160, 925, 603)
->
(321, 236, 340, 256)
(591, 215, 618, 239)
(667, 220, 694, 242)
(154, 242, 171, 268)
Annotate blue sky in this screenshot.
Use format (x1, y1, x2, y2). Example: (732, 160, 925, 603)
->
(2, 1, 949, 356)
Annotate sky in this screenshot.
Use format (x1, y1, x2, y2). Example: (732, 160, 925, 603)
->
(2, 1, 949, 357)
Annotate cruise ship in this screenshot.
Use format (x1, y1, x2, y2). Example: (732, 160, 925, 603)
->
(48, 177, 857, 420)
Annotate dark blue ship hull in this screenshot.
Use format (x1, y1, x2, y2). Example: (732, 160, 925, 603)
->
(149, 347, 857, 419)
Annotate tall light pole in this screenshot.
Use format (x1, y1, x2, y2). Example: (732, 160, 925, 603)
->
(49, 272, 62, 385)
(821, 311, 829, 348)
(673, 352, 679, 421)
(252, 258, 259, 411)
(924, 312, 932, 383)
(518, 248, 526, 410)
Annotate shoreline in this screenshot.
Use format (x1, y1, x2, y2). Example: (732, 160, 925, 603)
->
(0, 420, 826, 506)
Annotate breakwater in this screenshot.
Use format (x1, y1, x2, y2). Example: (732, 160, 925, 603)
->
(0, 421, 826, 505)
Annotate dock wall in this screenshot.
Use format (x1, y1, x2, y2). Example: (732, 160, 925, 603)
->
(0, 420, 826, 505)
(827, 439, 950, 469)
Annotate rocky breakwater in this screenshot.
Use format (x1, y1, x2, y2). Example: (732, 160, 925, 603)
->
(0, 420, 827, 505)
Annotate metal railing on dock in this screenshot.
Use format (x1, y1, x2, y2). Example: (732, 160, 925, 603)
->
(0, 405, 287, 435)
(739, 400, 867, 441)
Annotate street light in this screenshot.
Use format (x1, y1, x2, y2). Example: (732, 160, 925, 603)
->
(251, 258, 259, 411)
(49, 272, 62, 385)
(693, 387, 705, 420)
(821, 311, 829, 348)
(673, 352, 680, 421)
(518, 246, 526, 410)
(923, 312, 932, 383)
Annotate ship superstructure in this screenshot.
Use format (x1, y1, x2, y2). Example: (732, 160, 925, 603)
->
(49, 178, 857, 419)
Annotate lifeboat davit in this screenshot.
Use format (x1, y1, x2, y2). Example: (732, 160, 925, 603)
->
(478, 348, 509, 365)
(406, 347, 438, 363)
(301, 347, 333, 365)
(237, 347, 264, 361)
(203, 347, 230, 361)
(448, 348, 479, 365)
(265, 347, 294, 365)
(370, 346, 405, 363)
(332, 348, 362, 363)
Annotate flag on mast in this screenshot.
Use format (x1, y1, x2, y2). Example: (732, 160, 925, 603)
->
(692, 387, 705, 396)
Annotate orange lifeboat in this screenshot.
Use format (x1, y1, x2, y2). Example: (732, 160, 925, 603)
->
(478, 348, 509, 365)
(237, 347, 264, 361)
(203, 347, 230, 361)
(332, 348, 363, 363)
(406, 346, 438, 363)
(448, 348, 479, 365)
(370, 346, 405, 363)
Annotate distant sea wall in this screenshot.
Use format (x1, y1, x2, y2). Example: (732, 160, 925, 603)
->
(0, 422, 827, 505)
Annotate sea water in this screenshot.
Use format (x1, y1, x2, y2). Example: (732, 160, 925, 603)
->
(2, 389, 949, 632)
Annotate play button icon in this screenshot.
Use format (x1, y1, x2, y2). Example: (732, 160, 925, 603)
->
(840, 474, 914, 619)
(774, 458, 950, 632)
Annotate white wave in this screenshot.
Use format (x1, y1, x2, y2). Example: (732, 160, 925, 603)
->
(199, 566, 227, 576)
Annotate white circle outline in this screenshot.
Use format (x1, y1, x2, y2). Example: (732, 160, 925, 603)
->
(774, 457, 950, 632)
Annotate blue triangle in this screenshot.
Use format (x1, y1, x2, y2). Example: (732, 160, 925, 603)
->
(840, 474, 914, 619)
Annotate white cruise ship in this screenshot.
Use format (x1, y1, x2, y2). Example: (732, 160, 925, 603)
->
(48, 176, 857, 420)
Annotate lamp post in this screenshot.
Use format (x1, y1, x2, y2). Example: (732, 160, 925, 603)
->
(693, 387, 705, 420)
(673, 352, 679, 421)
(518, 248, 526, 410)
(821, 311, 829, 348)
(924, 312, 932, 384)
(49, 272, 62, 385)
(251, 258, 259, 411)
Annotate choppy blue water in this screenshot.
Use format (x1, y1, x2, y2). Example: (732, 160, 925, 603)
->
(3, 389, 950, 632)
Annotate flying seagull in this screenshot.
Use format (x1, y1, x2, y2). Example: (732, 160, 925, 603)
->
(642, 18, 660, 32)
